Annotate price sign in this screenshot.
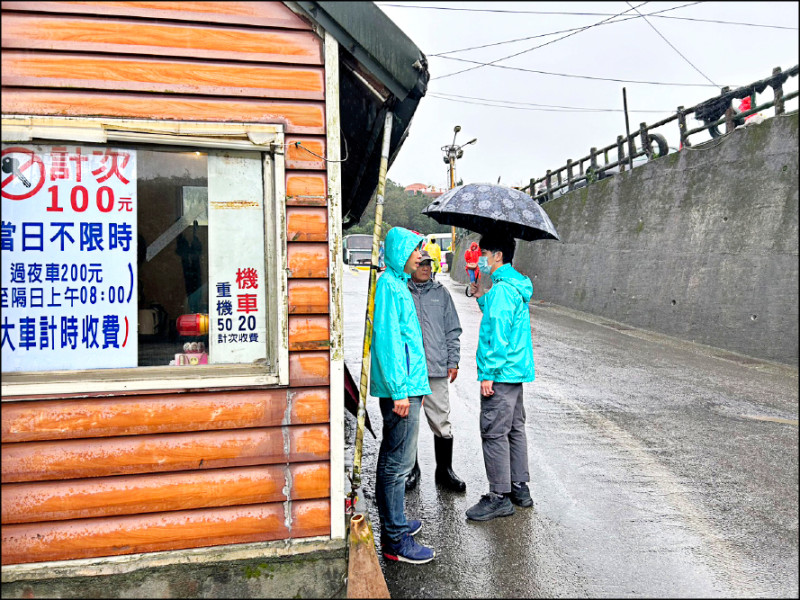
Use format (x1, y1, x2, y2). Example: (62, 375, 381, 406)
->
(1, 144, 138, 372)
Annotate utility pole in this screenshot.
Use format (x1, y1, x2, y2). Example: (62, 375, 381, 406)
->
(441, 125, 476, 246)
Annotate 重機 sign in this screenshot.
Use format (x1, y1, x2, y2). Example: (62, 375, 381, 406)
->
(1, 144, 138, 372)
(207, 152, 267, 364)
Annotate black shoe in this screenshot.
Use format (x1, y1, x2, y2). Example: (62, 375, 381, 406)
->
(466, 492, 515, 521)
(509, 482, 533, 507)
(434, 436, 466, 492)
(405, 458, 421, 491)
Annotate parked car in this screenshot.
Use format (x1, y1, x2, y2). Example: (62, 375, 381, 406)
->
(343, 234, 373, 268)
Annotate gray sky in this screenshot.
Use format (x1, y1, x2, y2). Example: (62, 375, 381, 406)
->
(377, 1, 799, 190)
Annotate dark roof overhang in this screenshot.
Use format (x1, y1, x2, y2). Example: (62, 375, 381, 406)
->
(292, 1, 429, 227)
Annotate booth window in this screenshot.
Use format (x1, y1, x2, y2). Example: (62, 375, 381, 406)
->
(1, 122, 287, 395)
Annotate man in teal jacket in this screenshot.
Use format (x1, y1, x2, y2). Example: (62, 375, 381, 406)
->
(370, 226, 436, 564)
(465, 232, 536, 521)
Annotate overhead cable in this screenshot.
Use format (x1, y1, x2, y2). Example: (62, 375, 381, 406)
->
(626, 1, 717, 86)
(429, 92, 673, 113)
(430, 3, 698, 57)
(379, 2, 797, 31)
(433, 2, 650, 81)
(428, 94, 673, 114)
(644, 13, 797, 29)
(378, 3, 673, 16)
(431, 56, 725, 86)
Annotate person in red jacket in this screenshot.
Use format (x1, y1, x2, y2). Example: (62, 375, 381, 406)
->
(464, 241, 481, 284)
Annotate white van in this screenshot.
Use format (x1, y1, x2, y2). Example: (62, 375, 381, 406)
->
(343, 234, 373, 268)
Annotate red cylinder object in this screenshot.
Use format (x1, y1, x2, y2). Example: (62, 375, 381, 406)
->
(176, 313, 209, 336)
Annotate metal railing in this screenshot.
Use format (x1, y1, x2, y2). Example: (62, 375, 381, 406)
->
(521, 65, 799, 203)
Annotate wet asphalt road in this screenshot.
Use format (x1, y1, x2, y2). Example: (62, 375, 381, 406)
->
(342, 268, 798, 598)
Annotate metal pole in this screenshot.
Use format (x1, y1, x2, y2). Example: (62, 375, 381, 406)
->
(622, 87, 634, 171)
(449, 154, 456, 242)
(351, 110, 393, 492)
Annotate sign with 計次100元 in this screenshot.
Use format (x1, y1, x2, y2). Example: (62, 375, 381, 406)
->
(1, 144, 138, 373)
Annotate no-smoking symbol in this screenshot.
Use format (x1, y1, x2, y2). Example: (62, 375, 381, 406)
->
(1, 147, 45, 201)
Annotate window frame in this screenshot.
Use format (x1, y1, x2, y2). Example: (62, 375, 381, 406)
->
(1, 116, 289, 398)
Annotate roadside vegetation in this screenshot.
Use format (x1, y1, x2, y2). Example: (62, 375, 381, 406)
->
(346, 179, 447, 238)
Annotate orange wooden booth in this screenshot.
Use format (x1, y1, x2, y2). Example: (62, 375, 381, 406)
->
(1, 0, 428, 573)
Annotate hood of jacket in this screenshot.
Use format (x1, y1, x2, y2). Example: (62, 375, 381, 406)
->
(384, 227, 426, 277)
(492, 263, 533, 303)
(469, 241, 479, 251)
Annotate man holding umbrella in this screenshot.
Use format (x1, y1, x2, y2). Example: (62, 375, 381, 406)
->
(465, 232, 535, 521)
(421, 182, 559, 521)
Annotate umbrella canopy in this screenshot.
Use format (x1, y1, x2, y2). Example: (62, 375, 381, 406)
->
(423, 183, 559, 242)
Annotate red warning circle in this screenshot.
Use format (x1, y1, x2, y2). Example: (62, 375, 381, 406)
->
(1, 147, 46, 201)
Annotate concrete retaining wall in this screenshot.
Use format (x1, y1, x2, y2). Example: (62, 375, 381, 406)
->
(453, 112, 798, 366)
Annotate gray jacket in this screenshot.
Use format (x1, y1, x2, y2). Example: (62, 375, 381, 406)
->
(407, 278, 462, 378)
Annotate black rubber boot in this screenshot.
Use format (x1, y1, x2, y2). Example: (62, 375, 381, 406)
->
(405, 456, 421, 491)
(434, 436, 466, 492)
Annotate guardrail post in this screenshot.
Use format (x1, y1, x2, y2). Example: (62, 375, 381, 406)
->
(721, 86, 735, 133)
(640, 122, 652, 159)
(616, 136, 626, 172)
(556, 168, 562, 189)
(529, 178, 535, 198)
(546, 169, 552, 198)
(773, 66, 785, 115)
(677, 106, 691, 148)
(626, 133, 636, 166)
(566, 159, 574, 190)
(589, 148, 598, 179)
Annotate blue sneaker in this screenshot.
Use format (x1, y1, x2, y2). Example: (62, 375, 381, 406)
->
(380, 519, 421, 547)
(382, 532, 435, 564)
(407, 519, 422, 536)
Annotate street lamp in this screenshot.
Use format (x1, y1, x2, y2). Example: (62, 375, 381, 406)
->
(441, 125, 477, 244)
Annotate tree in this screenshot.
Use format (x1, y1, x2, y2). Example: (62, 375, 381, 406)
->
(345, 179, 443, 239)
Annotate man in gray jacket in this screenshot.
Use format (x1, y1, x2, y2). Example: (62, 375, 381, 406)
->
(406, 250, 466, 492)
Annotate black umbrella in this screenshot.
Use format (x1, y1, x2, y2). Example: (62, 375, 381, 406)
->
(423, 183, 559, 241)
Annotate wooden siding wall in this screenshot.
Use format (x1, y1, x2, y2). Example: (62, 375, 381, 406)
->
(1, 1, 333, 565)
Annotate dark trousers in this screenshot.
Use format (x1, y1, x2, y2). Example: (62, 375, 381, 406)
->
(479, 382, 530, 494)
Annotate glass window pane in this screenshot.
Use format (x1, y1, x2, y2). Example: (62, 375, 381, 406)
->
(1, 143, 270, 373)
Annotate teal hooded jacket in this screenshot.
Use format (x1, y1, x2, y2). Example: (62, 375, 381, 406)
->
(476, 263, 536, 383)
(369, 227, 432, 400)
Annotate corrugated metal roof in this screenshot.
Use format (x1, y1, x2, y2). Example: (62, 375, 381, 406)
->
(295, 1, 427, 99)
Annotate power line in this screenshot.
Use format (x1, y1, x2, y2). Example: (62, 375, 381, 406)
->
(429, 3, 699, 57)
(433, 1, 651, 81)
(428, 94, 673, 114)
(429, 95, 609, 113)
(378, 3, 662, 16)
(379, 2, 798, 31)
(642, 13, 797, 29)
(432, 56, 725, 86)
(626, 1, 717, 86)
(429, 92, 674, 113)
